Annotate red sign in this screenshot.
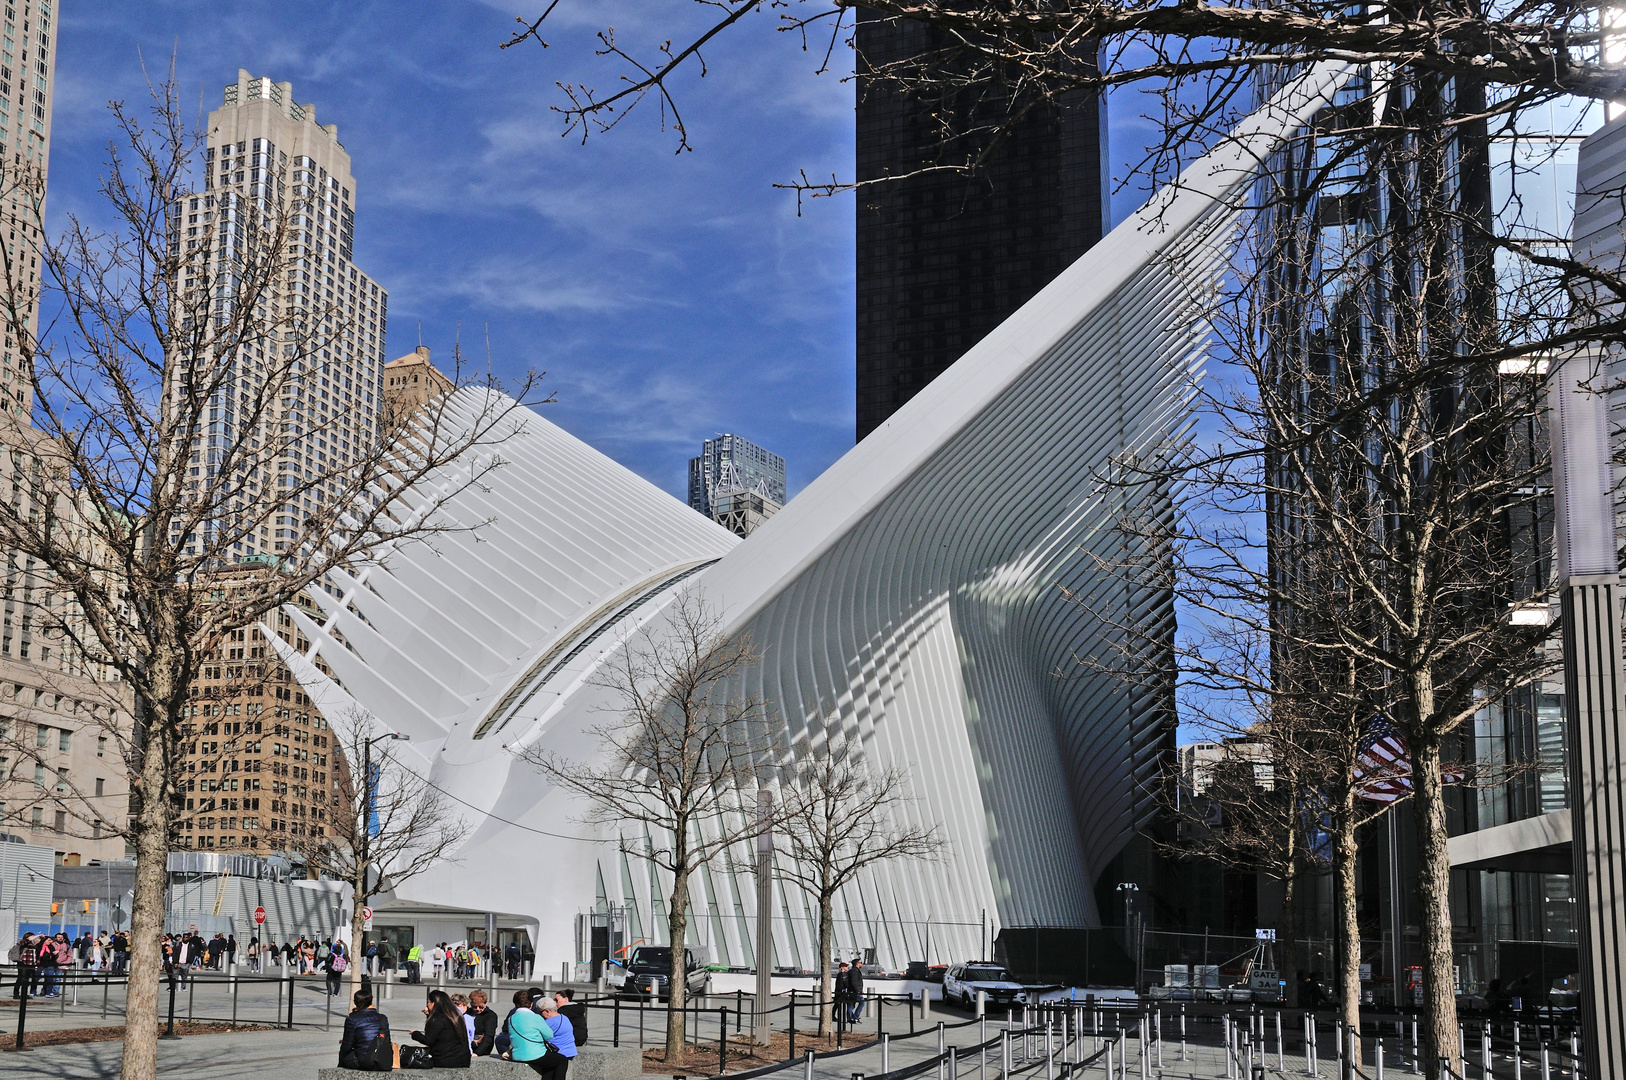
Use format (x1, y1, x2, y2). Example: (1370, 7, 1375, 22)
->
(254, 906, 266, 925)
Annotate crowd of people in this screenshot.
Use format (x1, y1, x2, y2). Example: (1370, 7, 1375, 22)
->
(396, 940, 528, 984)
(340, 984, 586, 1076)
(6, 931, 132, 997)
(5, 926, 526, 1008)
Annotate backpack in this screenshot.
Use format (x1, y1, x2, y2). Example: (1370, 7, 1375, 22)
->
(332, 952, 348, 973)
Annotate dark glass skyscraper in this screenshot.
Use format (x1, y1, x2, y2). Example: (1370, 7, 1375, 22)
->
(854, 14, 1109, 440)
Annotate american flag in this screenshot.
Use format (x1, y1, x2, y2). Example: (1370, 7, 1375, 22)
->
(1354, 717, 1464, 804)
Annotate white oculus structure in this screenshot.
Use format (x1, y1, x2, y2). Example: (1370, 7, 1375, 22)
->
(273, 65, 1352, 972)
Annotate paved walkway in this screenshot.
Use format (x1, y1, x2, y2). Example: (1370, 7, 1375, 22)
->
(0, 1028, 338, 1080)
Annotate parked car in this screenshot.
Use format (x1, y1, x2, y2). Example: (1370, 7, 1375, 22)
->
(619, 946, 708, 1000)
(942, 963, 1028, 1010)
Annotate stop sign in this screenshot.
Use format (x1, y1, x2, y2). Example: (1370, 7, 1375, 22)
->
(254, 906, 266, 925)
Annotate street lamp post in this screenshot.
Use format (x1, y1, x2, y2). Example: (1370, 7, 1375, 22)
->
(358, 733, 409, 945)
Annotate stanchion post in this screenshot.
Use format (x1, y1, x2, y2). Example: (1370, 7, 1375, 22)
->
(162, 970, 180, 1040)
(718, 1007, 727, 1076)
(12, 974, 30, 1052)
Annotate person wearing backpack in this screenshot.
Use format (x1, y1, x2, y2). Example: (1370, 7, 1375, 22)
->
(338, 987, 393, 1070)
(326, 942, 348, 996)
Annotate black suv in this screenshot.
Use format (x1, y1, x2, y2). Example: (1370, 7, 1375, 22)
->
(619, 946, 707, 1000)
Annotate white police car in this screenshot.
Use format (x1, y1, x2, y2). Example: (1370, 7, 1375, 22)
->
(942, 963, 1028, 1010)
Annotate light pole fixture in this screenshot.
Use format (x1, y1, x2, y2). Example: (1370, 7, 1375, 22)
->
(359, 732, 410, 899)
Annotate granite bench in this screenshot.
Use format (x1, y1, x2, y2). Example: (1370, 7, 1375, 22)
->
(316, 1044, 642, 1080)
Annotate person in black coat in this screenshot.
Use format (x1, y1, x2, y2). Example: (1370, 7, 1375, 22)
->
(339, 989, 392, 1069)
(846, 959, 866, 1023)
(412, 990, 473, 1068)
(469, 989, 500, 1056)
(553, 989, 588, 1046)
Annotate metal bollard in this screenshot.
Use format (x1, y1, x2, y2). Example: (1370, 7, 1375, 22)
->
(1002, 1029, 1012, 1080)
(939, 1021, 947, 1080)
(385, 969, 393, 1000)
(1139, 1016, 1149, 1080)
(1376, 1038, 1384, 1080)
(950, 1046, 959, 1080)
(1541, 1043, 1551, 1080)
(981, 1017, 988, 1080)
(977, 989, 986, 1018)
(1276, 1011, 1283, 1071)
(883, 1032, 891, 1076)
(923, 987, 932, 1018)
(102, 971, 109, 1019)
(1155, 1010, 1162, 1069)
(1047, 1010, 1055, 1080)
(544, 973, 553, 995)
(1181, 1005, 1188, 1062)
(1514, 1023, 1523, 1080)
(806, 1049, 816, 1080)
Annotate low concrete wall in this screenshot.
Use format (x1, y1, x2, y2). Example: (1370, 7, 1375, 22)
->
(316, 1044, 641, 1080)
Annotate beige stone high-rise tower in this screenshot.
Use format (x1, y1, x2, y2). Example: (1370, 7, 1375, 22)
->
(0, 0, 57, 417)
(175, 71, 389, 561)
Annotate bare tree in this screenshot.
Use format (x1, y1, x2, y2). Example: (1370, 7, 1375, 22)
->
(776, 740, 942, 1036)
(0, 68, 541, 1080)
(294, 713, 465, 998)
(516, 591, 775, 1064)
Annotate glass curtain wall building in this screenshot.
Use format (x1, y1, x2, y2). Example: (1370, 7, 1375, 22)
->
(1257, 66, 1599, 995)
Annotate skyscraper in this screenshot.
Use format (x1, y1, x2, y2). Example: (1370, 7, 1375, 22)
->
(688, 433, 786, 537)
(0, 0, 56, 417)
(168, 72, 387, 855)
(176, 71, 388, 560)
(854, 15, 1108, 440)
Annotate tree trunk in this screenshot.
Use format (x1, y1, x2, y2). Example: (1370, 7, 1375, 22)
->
(350, 865, 368, 1001)
(1280, 862, 1300, 1010)
(118, 696, 178, 1080)
(817, 893, 835, 1037)
(1411, 725, 1459, 1080)
(665, 870, 691, 1062)
(1334, 811, 1362, 1066)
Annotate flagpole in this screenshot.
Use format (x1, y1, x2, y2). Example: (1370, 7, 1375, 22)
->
(1387, 808, 1403, 1010)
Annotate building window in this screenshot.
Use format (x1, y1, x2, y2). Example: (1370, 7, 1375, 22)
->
(96, 736, 105, 758)
(57, 729, 68, 753)
(29, 806, 40, 830)
(34, 724, 45, 748)
(54, 767, 66, 793)
(94, 778, 103, 797)
(52, 810, 63, 833)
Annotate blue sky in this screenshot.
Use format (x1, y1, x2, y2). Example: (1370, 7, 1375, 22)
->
(53, 1, 1156, 502)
